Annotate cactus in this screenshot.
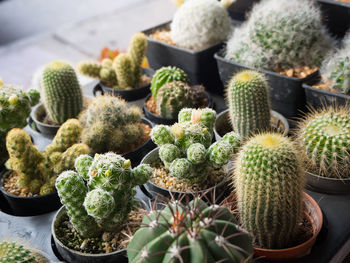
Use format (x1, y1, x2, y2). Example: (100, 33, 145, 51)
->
(170, 0, 232, 50)
(155, 81, 193, 119)
(234, 132, 305, 249)
(296, 106, 350, 179)
(55, 152, 152, 237)
(127, 198, 253, 263)
(151, 66, 189, 99)
(225, 0, 334, 71)
(113, 53, 134, 90)
(79, 95, 145, 154)
(128, 32, 148, 81)
(41, 61, 83, 124)
(77, 61, 102, 79)
(226, 70, 270, 139)
(0, 241, 49, 263)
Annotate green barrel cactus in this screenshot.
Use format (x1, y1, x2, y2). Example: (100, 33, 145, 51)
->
(0, 241, 49, 263)
(55, 152, 153, 237)
(127, 198, 253, 263)
(41, 61, 83, 124)
(151, 66, 189, 99)
(226, 70, 270, 139)
(296, 106, 350, 179)
(234, 132, 305, 249)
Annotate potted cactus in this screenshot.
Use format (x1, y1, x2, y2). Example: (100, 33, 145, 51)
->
(226, 132, 323, 260)
(78, 32, 154, 101)
(31, 61, 84, 136)
(303, 34, 350, 108)
(52, 152, 152, 262)
(142, 107, 240, 199)
(142, 0, 233, 93)
(295, 105, 350, 194)
(215, 0, 335, 120)
(127, 197, 254, 262)
(0, 240, 51, 262)
(79, 95, 155, 164)
(214, 70, 289, 141)
(144, 66, 212, 125)
(0, 119, 90, 216)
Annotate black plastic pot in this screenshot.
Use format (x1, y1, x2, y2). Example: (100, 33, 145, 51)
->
(303, 83, 350, 109)
(30, 103, 60, 136)
(317, 0, 350, 40)
(142, 21, 226, 94)
(227, 0, 260, 21)
(93, 68, 154, 101)
(214, 51, 320, 121)
(0, 169, 61, 216)
(143, 92, 213, 125)
(306, 171, 350, 194)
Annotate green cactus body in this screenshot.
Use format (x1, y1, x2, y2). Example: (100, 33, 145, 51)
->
(156, 81, 193, 119)
(151, 66, 189, 99)
(174, 122, 212, 150)
(187, 143, 207, 164)
(127, 198, 253, 263)
(150, 125, 175, 146)
(227, 71, 270, 139)
(41, 61, 83, 124)
(128, 32, 147, 82)
(74, 154, 93, 181)
(159, 144, 182, 167)
(296, 107, 350, 178)
(99, 67, 118, 87)
(234, 132, 305, 249)
(0, 241, 49, 263)
(113, 54, 134, 90)
(178, 108, 216, 131)
(77, 61, 102, 79)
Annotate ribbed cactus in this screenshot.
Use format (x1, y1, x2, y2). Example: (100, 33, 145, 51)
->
(225, 0, 333, 70)
(151, 66, 189, 99)
(79, 95, 145, 154)
(127, 198, 253, 263)
(296, 106, 350, 179)
(234, 132, 305, 249)
(156, 81, 193, 119)
(171, 0, 232, 50)
(55, 152, 152, 238)
(226, 70, 270, 139)
(41, 61, 83, 124)
(0, 241, 49, 263)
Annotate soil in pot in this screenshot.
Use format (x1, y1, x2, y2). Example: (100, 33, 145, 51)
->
(55, 207, 148, 254)
(276, 66, 318, 79)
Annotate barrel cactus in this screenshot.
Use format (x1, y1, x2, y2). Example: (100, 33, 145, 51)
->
(41, 61, 83, 124)
(225, 0, 334, 71)
(55, 152, 153, 237)
(234, 132, 305, 249)
(296, 106, 350, 179)
(127, 198, 253, 262)
(171, 0, 232, 50)
(0, 241, 49, 263)
(226, 70, 270, 139)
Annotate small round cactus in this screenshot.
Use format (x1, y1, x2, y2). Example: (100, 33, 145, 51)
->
(186, 143, 207, 164)
(151, 125, 175, 146)
(0, 241, 49, 263)
(84, 189, 115, 219)
(159, 143, 182, 166)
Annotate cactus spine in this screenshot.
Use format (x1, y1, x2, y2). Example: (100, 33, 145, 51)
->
(234, 132, 305, 249)
(41, 61, 83, 124)
(226, 70, 270, 139)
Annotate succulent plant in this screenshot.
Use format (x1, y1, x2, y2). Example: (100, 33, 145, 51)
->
(151, 66, 189, 99)
(0, 241, 49, 263)
(79, 95, 145, 154)
(171, 0, 232, 50)
(77, 61, 102, 79)
(234, 132, 305, 249)
(296, 106, 350, 179)
(226, 70, 270, 139)
(41, 61, 83, 124)
(127, 198, 253, 263)
(55, 152, 153, 238)
(225, 0, 334, 71)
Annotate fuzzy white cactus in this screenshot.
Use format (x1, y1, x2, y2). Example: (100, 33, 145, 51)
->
(171, 0, 232, 51)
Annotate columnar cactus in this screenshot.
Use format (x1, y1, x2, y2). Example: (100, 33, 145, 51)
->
(113, 53, 134, 90)
(79, 95, 145, 154)
(0, 241, 48, 263)
(296, 106, 350, 179)
(226, 70, 270, 139)
(225, 0, 334, 70)
(128, 32, 148, 81)
(151, 66, 189, 99)
(55, 152, 153, 238)
(127, 198, 253, 263)
(171, 0, 232, 50)
(234, 132, 305, 249)
(41, 61, 83, 124)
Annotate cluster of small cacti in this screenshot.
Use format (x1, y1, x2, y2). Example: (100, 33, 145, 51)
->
(55, 152, 153, 237)
(77, 32, 148, 89)
(0, 241, 49, 263)
(79, 95, 145, 154)
(296, 106, 350, 179)
(225, 0, 334, 70)
(40, 61, 83, 124)
(234, 132, 305, 249)
(151, 108, 241, 184)
(127, 198, 253, 262)
(170, 0, 232, 50)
